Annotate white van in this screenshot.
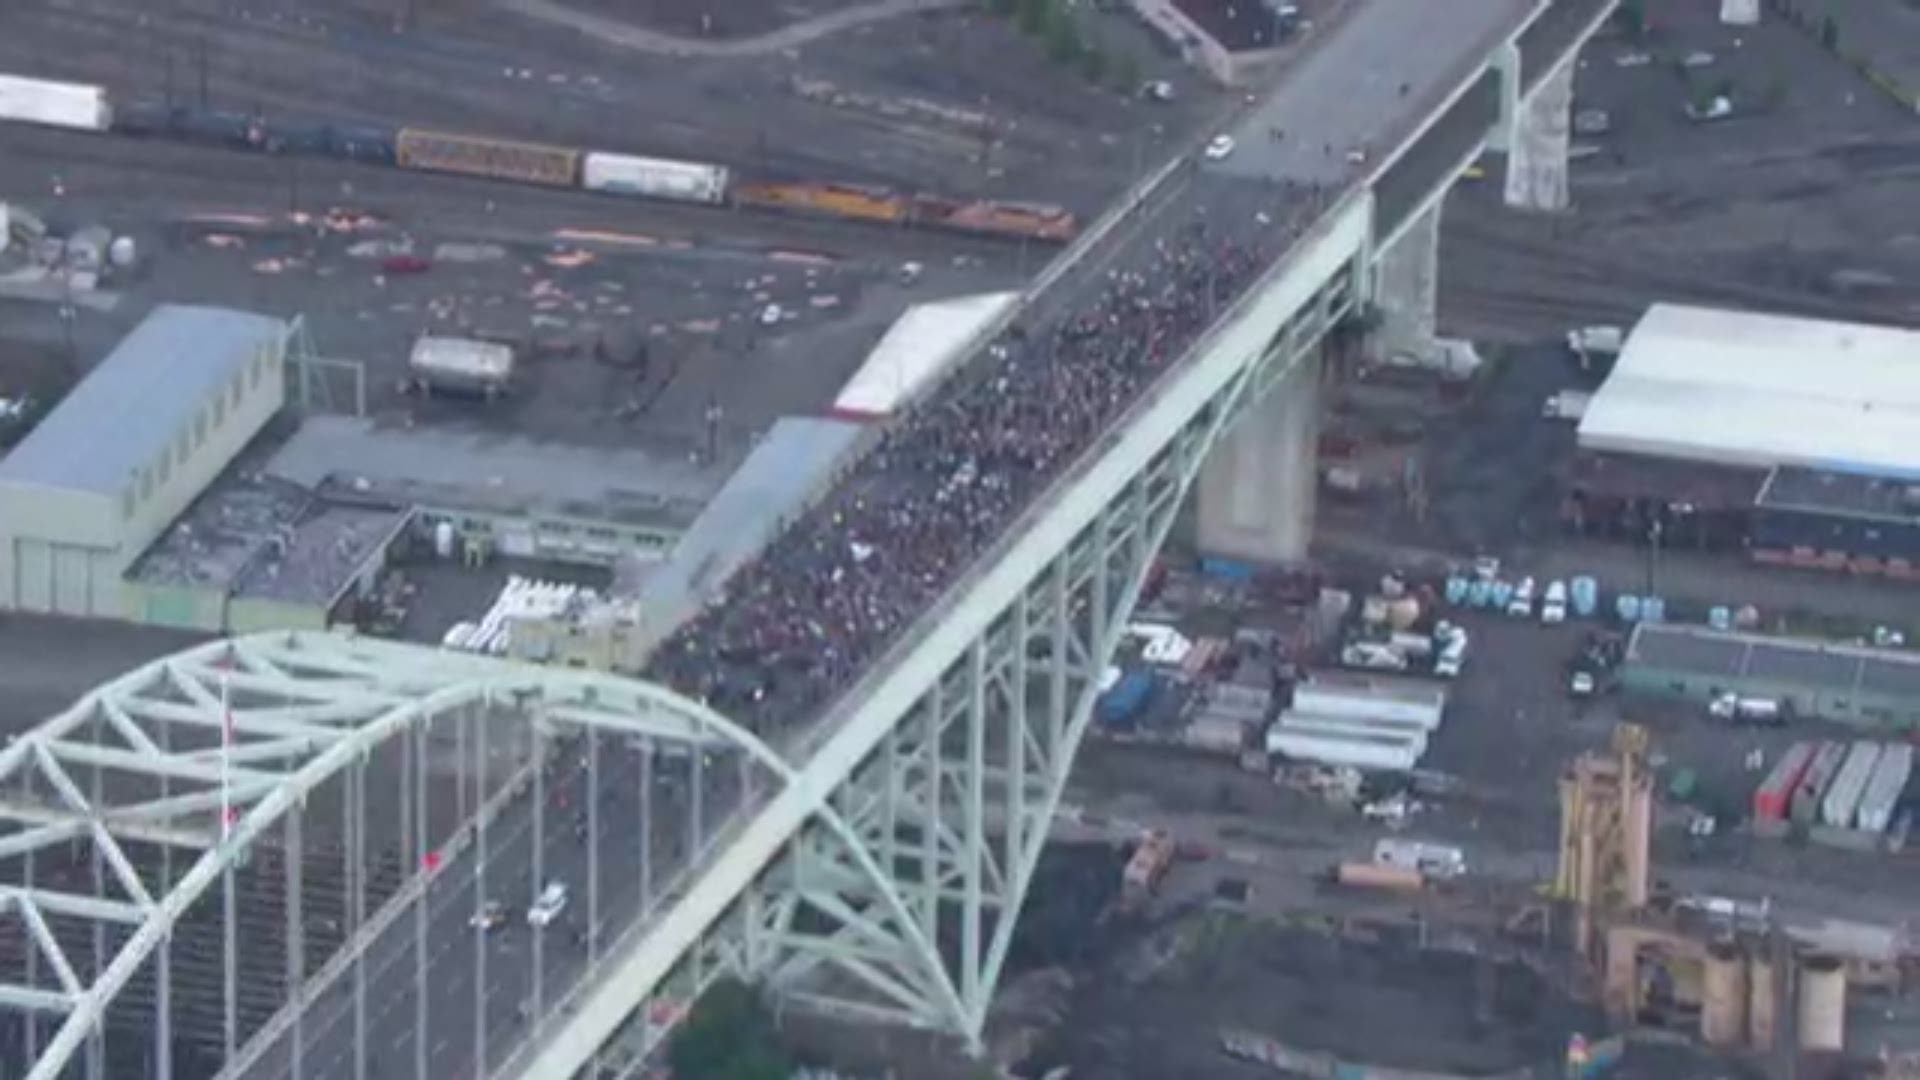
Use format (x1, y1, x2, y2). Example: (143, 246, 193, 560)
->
(1373, 839, 1467, 879)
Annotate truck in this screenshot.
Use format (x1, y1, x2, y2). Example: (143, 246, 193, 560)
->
(407, 336, 516, 399)
(1821, 742, 1883, 829)
(1856, 744, 1913, 833)
(1708, 692, 1785, 727)
(1096, 670, 1157, 728)
(1372, 838, 1465, 879)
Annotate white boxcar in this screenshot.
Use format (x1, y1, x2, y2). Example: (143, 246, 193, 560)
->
(1821, 741, 1882, 830)
(0, 74, 111, 132)
(409, 336, 515, 398)
(582, 152, 729, 205)
(1265, 726, 1423, 772)
(1856, 744, 1912, 834)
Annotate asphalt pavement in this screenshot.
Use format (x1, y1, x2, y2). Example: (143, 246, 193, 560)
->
(235, 737, 746, 1080)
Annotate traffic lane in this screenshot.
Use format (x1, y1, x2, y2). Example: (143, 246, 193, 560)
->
(1212, 0, 1531, 185)
(265, 753, 740, 1078)
(247, 759, 591, 1079)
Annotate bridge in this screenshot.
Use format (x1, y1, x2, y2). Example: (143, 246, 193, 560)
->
(0, 1, 1615, 1077)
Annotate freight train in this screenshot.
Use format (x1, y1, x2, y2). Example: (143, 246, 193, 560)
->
(0, 72, 1078, 244)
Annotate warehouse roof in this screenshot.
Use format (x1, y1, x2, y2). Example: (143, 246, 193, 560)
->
(1576, 304, 1920, 479)
(267, 416, 722, 531)
(1627, 624, 1920, 699)
(637, 416, 863, 638)
(0, 305, 285, 497)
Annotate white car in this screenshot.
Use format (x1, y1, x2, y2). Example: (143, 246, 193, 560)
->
(527, 881, 569, 928)
(1682, 50, 1716, 68)
(1614, 50, 1652, 68)
(1203, 134, 1236, 160)
(1507, 576, 1535, 619)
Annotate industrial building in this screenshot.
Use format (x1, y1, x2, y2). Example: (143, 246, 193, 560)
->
(265, 415, 726, 570)
(1566, 304, 1920, 572)
(0, 305, 289, 619)
(1622, 623, 1920, 731)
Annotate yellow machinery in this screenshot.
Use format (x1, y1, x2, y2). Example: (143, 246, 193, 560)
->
(1556, 723, 1653, 960)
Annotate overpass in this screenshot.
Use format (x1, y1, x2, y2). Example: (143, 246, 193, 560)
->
(0, 1, 1616, 1078)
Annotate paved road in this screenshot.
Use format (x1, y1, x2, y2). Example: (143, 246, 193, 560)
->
(233, 738, 747, 1080)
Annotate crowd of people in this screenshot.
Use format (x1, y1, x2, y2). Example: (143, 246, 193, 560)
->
(646, 177, 1337, 736)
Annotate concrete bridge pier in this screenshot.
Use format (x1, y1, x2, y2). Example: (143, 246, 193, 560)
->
(1504, 60, 1574, 211)
(1191, 344, 1324, 565)
(1366, 200, 1442, 364)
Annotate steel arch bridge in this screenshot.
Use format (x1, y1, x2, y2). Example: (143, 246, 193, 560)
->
(0, 632, 807, 1080)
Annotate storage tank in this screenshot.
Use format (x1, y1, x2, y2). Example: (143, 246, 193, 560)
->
(1747, 954, 1776, 1052)
(1700, 944, 1747, 1048)
(1796, 955, 1846, 1052)
(408, 335, 515, 399)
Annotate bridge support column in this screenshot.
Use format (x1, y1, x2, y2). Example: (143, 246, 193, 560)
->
(1366, 201, 1442, 364)
(1192, 347, 1323, 566)
(1504, 61, 1573, 212)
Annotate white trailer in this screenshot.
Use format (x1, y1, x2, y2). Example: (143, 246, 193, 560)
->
(1291, 673, 1446, 731)
(1856, 744, 1912, 834)
(582, 152, 730, 205)
(1265, 727, 1423, 773)
(0, 74, 111, 132)
(1275, 710, 1431, 751)
(1373, 839, 1466, 878)
(1821, 742, 1883, 830)
(409, 336, 515, 399)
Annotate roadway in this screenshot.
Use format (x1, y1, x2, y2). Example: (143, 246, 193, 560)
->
(231, 738, 746, 1080)
(249, 1, 1561, 1075)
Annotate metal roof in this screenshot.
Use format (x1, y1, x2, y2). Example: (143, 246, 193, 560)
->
(0, 305, 285, 498)
(638, 416, 863, 638)
(1626, 623, 1920, 699)
(1576, 304, 1920, 480)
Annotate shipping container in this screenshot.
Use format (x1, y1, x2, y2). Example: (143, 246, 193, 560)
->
(582, 152, 729, 205)
(396, 128, 580, 188)
(408, 336, 515, 398)
(0, 74, 111, 132)
(1291, 673, 1446, 730)
(1822, 742, 1883, 829)
(1333, 861, 1424, 891)
(1264, 726, 1423, 772)
(1857, 744, 1912, 833)
(1752, 741, 1815, 822)
(1791, 741, 1848, 825)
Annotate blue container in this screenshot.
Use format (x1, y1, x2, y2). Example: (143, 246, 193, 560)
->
(1708, 605, 1731, 631)
(1097, 671, 1156, 727)
(1616, 594, 1642, 623)
(1571, 576, 1599, 618)
(1490, 580, 1515, 609)
(1444, 575, 1470, 606)
(1199, 557, 1255, 582)
(1469, 579, 1494, 608)
(1642, 595, 1666, 623)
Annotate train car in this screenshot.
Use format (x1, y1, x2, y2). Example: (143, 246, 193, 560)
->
(395, 127, 580, 188)
(732, 181, 910, 224)
(0, 73, 111, 132)
(914, 195, 1077, 242)
(328, 123, 399, 165)
(582, 152, 729, 205)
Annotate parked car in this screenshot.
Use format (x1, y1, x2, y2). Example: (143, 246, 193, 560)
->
(1541, 580, 1569, 625)
(1204, 134, 1236, 160)
(1507, 577, 1536, 619)
(469, 899, 509, 932)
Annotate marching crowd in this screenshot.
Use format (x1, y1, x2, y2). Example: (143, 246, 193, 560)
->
(648, 178, 1337, 735)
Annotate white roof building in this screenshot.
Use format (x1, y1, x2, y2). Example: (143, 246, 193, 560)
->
(831, 291, 1017, 421)
(1576, 304, 1920, 480)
